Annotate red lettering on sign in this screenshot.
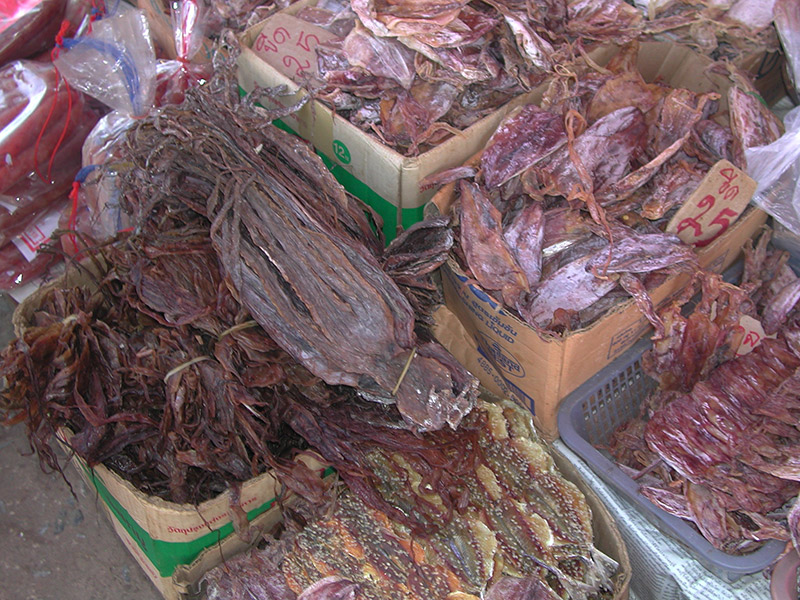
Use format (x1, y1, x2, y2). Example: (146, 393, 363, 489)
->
(694, 207, 739, 247)
(283, 55, 311, 77)
(254, 33, 278, 53)
(296, 31, 320, 52)
(743, 330, 761, 347)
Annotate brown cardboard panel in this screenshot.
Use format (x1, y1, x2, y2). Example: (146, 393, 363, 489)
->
(667, 161, 757, 245)
(249, 14, 337, 82)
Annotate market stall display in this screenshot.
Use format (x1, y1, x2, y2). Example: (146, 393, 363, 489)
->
(1, 0, 799, 598)
(560, 231, 800, 582)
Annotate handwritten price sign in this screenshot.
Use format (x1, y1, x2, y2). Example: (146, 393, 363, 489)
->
(250, 14, 336, 82)
(735, 315, 775, 356)
(666, 160, 756, 247)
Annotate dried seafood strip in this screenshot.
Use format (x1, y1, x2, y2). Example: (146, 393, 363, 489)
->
(274, 396, 618, 599)
(114, 64, 477, 432)
(264, 400, 617, 599)
(278, 0, 655, 154)
(436, 42, 767, 334)
(607, 233, 800, 554)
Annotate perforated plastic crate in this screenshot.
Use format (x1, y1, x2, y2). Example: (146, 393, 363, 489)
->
(557, 336, 786, 582)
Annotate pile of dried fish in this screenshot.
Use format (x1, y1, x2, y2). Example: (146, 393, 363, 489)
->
(285, 0, 643, 154)
(117, 54, 476, 433)
(205, 399, 622, 600)
(431, 41, 782, 334)
(0, 52, 473, 508)
(638, 0, 783, 66)
(0, 243, 312, 505)
(608, 230, 800, 554)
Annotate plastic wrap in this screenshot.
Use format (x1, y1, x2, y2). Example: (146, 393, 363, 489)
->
(81, 108, 133, 165)
(59, 110, 134, 256)
(53, 5, 156, 116)
(0, 202, 64, 290)
(154, 0, 213, 106)
(59, 161, 131, 256)
(775, 0, 800, 98)
(0, 0, 68, 66)
(747, 107, 800, 235)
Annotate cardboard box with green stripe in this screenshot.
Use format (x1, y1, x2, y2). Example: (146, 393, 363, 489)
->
(57, 435, 326, 600)
(236, 0, 541, 242)
(12, 265, 328, 600)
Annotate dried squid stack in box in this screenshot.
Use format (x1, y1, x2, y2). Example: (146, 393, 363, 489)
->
(263, 0, 645, 155)
(434, 40, 782, 335)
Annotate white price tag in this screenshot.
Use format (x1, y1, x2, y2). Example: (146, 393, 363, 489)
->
(12, 207, 60, 262)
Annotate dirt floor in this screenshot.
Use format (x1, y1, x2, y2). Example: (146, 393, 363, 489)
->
(0, 293, 159, 600)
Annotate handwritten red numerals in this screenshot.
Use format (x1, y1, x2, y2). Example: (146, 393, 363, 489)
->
(253, 26, 319, 78)
(676, 167, 741, 247)
(734, 315, 774, 356)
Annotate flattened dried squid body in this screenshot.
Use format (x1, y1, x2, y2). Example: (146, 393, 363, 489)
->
(480, 104, 567, 188)
(276, 401, 617, 599)
(504, 201, 545, 286)
(790, 494, 800, 553)
(458, 180, 530, 307)
(728, 86, 783, 159)
(518, 254, 619, 328)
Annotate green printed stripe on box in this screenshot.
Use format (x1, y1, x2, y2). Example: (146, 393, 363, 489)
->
(78, 462, 278, 577)
(239, 86, 424, 241)
(77, 462, 335, 577)
(269, 117, 424, 242)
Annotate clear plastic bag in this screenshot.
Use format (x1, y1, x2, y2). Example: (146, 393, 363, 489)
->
(155, 0, 213, 106)
(60, 110, 133, 256)
(775, 0, 800, 99)
(53, 4, 157, 116)
(746, 107, 800, 235)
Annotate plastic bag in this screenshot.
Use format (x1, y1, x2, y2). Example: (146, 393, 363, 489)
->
(53, 4, 157, 116)
(58, 168, 130, 256)
(746, 106, 800, 235)
(0, 0, 68, 66)
(775, 0, 800, 99)
(0, 118, 89, 247)
(0, 59, 99, 192)
(154, 0, 213, 106)
(59, 110, 133, 256)
(0, 202, 64, 290)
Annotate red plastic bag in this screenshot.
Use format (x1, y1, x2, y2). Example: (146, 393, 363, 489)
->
(0, 59, 99, 192)
(0, 0, 68, 67)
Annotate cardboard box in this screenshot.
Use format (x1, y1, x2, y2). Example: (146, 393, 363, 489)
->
(236, 0, 544, 241)
(737, 50, 785, 107)
(60, 446, 326, 600)
(171, 422, 631, 600)
(432, 42, 769, 441)
(12, 266, 328, 600)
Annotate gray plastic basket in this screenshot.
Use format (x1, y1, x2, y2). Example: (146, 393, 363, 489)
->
(557, 336, 787, 582)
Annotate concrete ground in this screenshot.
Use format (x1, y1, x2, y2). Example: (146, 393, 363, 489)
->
(0, 293, 159, 600)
